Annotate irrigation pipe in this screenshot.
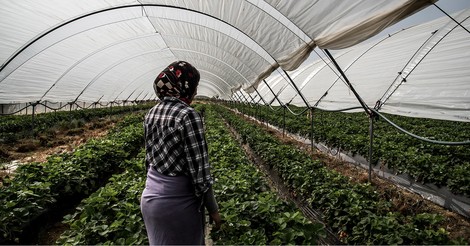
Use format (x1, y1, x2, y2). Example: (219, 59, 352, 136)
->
(371, 109, 470, 145)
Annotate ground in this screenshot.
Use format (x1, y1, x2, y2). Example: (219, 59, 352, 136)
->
(1, 111, 469, 244)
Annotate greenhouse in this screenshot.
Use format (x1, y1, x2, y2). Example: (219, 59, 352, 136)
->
(1, 0, 469, 245)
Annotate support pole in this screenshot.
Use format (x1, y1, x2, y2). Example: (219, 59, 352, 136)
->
(282, 69, 311, 109)
(283, 106, 286, 137)
(240, 91, 254, 105)
(31, 102, 36, 136)
(433, 3, 470, 34)
(233, 93, 244, 105)
(262, 79, 284, 106)
(253, 87, 268, 105)
(368, 115, 375, 182)
(324, 49, 371, 115)
(325, 49, 377, 182)
(310, 108, 314, 153)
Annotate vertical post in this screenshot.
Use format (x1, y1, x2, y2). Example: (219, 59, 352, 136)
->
(44, 101, 47, 113)
(283, 106, 286, 137)
(31, 103, 36, 128)
(310, 108, 314, 153)
(368, 115, 374, 182)
(31, 103, 36, 136)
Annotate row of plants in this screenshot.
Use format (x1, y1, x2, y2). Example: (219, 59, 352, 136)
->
(56, 151, 148, 245)
(53, 104, 324, 245)
(0, 113, 145, 244)
(0, 103, 153, 144)
(226, 102, 470, 196)
(214, 104, 462, 245)
(199, 104, 325, 245)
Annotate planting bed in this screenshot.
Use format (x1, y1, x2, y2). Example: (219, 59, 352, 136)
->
(214, 104, 469, 244)
(2, 103, 468, 245)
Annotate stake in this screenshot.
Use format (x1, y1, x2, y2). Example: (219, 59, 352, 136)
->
(310, 108, 314, 153)
(368, 114, 375, 182)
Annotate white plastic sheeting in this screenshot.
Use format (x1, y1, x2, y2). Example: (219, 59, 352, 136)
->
(254, 9, 470, 122)
(1, 0, 432, 103)
(1, 0, 467, 122)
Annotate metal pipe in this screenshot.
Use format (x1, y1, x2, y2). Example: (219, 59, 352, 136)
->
(282, 69, 311, 109)
(324, 49, 371, 115)
(262, 79, 284, 106)
(433, 3, 470, 34)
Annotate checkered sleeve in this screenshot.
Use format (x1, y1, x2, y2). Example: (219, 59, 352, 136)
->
(183, 109, 213, 197)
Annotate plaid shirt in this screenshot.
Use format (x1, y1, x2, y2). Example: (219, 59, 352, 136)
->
(144, 97, 213, 196)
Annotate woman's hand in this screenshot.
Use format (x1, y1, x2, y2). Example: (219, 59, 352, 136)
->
(209, 211, 222, 230)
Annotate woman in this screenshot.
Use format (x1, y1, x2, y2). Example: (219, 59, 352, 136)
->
(141, 61, 221, 245)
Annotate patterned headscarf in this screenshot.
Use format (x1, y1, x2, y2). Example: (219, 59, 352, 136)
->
(154, 61, 200, 103)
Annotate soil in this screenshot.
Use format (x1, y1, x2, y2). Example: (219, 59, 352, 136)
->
(236, 112, 470, 243)
(0, 115, 120, 244)
(0, 117, 116, 165)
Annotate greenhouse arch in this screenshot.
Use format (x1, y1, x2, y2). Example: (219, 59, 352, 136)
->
(1, 2, 470, 244)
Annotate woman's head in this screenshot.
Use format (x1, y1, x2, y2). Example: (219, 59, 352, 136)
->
(153, 61, 200, 104)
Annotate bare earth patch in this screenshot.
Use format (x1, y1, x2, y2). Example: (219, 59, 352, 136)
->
(0, 116, 119, 244)
(2, 119, 115, 165)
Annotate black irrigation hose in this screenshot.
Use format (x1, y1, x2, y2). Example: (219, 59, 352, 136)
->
(228, 99, 470, 147)
(38, 101, 70, 111)
(312, 106, 364, 113)
(0, 105, 30, 115)
(284, 104, 310, 116)
(0, 99, 140, 115)
(266, 104, 285, 112)
(371, 109, 470, 146)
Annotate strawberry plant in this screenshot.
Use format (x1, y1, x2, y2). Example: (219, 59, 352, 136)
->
(215, 104, 456, 245)
(0, 114, 144, 244)
(57, 153, 147, 245)
(228, 103, 470, 196)
(200, 104, 325, 245)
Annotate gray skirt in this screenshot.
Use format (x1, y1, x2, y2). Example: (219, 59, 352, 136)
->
(141, 167, 204, 245)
